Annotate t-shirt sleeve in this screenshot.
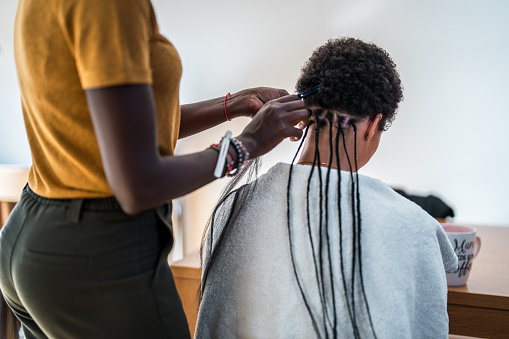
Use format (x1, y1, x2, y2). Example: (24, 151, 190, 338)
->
(59, 0, 153, 88)
(435, 223, 458, 273)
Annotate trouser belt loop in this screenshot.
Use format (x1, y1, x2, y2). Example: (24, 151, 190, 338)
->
(67, 199, 85, 223)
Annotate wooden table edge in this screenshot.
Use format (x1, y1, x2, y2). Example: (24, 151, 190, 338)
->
(448, 290, 509, 311)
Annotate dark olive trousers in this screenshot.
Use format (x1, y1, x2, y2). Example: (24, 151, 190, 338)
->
(0, 186, 190, 339)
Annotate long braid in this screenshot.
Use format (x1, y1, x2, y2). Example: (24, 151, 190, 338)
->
(304, 150, 326, 335)
(341, 127, 361, 338)
(324, 112, 337, 338)
(352, 123, 378, 339)
(336, 119, 357, 338)
(287, 122, 323, 338)
(312, 113, 331, 336)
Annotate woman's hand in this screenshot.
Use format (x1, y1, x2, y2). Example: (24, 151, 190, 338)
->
(230, 87, 289, 119)
(236, 95, 309, 158)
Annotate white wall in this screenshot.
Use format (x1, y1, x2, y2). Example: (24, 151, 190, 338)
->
(1, 0, 508, 252)
(0, 0, 30, 165)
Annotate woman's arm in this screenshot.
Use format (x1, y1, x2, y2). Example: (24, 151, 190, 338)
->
(85, 84, 308, 215)
(179, 87, 289, 139)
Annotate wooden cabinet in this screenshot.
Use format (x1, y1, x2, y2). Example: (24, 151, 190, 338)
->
(170, 251, 202, 338)
(0, 202, 16, 228)
(0, 165, 28, 228)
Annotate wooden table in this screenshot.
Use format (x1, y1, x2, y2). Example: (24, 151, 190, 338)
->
(170, 225, 509, 338)
(447, 225, 509, 338)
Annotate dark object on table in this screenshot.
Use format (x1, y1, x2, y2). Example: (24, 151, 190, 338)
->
(393, 188, 455, 219)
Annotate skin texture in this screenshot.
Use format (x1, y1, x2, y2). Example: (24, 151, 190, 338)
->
(85, 84, 309, 215)
(298, 114, 383, 171)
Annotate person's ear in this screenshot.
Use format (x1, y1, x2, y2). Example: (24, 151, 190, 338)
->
(365, 114, 383, 141)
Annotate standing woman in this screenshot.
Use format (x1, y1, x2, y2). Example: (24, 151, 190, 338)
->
(0, 0, 308, 338)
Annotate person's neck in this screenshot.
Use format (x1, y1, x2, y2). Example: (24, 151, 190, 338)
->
(297, 128, 359, 172)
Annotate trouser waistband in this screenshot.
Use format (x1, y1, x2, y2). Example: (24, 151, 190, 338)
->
(23, 185, 124, 223)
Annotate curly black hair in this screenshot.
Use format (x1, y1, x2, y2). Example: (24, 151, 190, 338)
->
(296, 37, 403, 130)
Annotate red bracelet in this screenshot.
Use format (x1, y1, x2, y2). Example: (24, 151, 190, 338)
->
(224, 92, 231, 121)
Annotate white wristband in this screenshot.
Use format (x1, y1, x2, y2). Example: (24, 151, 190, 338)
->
(214, 130, 232, 178)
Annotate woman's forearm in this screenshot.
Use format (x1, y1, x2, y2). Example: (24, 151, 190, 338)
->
(179, 87, 289, 139)
(179, 93, 247, 139)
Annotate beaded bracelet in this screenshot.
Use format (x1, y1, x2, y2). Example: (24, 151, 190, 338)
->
(227, 137, 250, 177)
(210, 134, 250, 178)
(232, 137, 250, 164)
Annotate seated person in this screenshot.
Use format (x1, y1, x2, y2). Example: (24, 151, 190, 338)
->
(196, 38, 458, 339)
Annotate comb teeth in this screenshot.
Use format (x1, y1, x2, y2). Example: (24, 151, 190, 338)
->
(297, 84, 323, 99)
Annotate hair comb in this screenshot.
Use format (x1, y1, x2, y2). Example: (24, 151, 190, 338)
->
(297, 84, 323, 99)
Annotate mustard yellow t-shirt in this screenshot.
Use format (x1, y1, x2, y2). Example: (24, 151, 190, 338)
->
(14, 0, 181, 198)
